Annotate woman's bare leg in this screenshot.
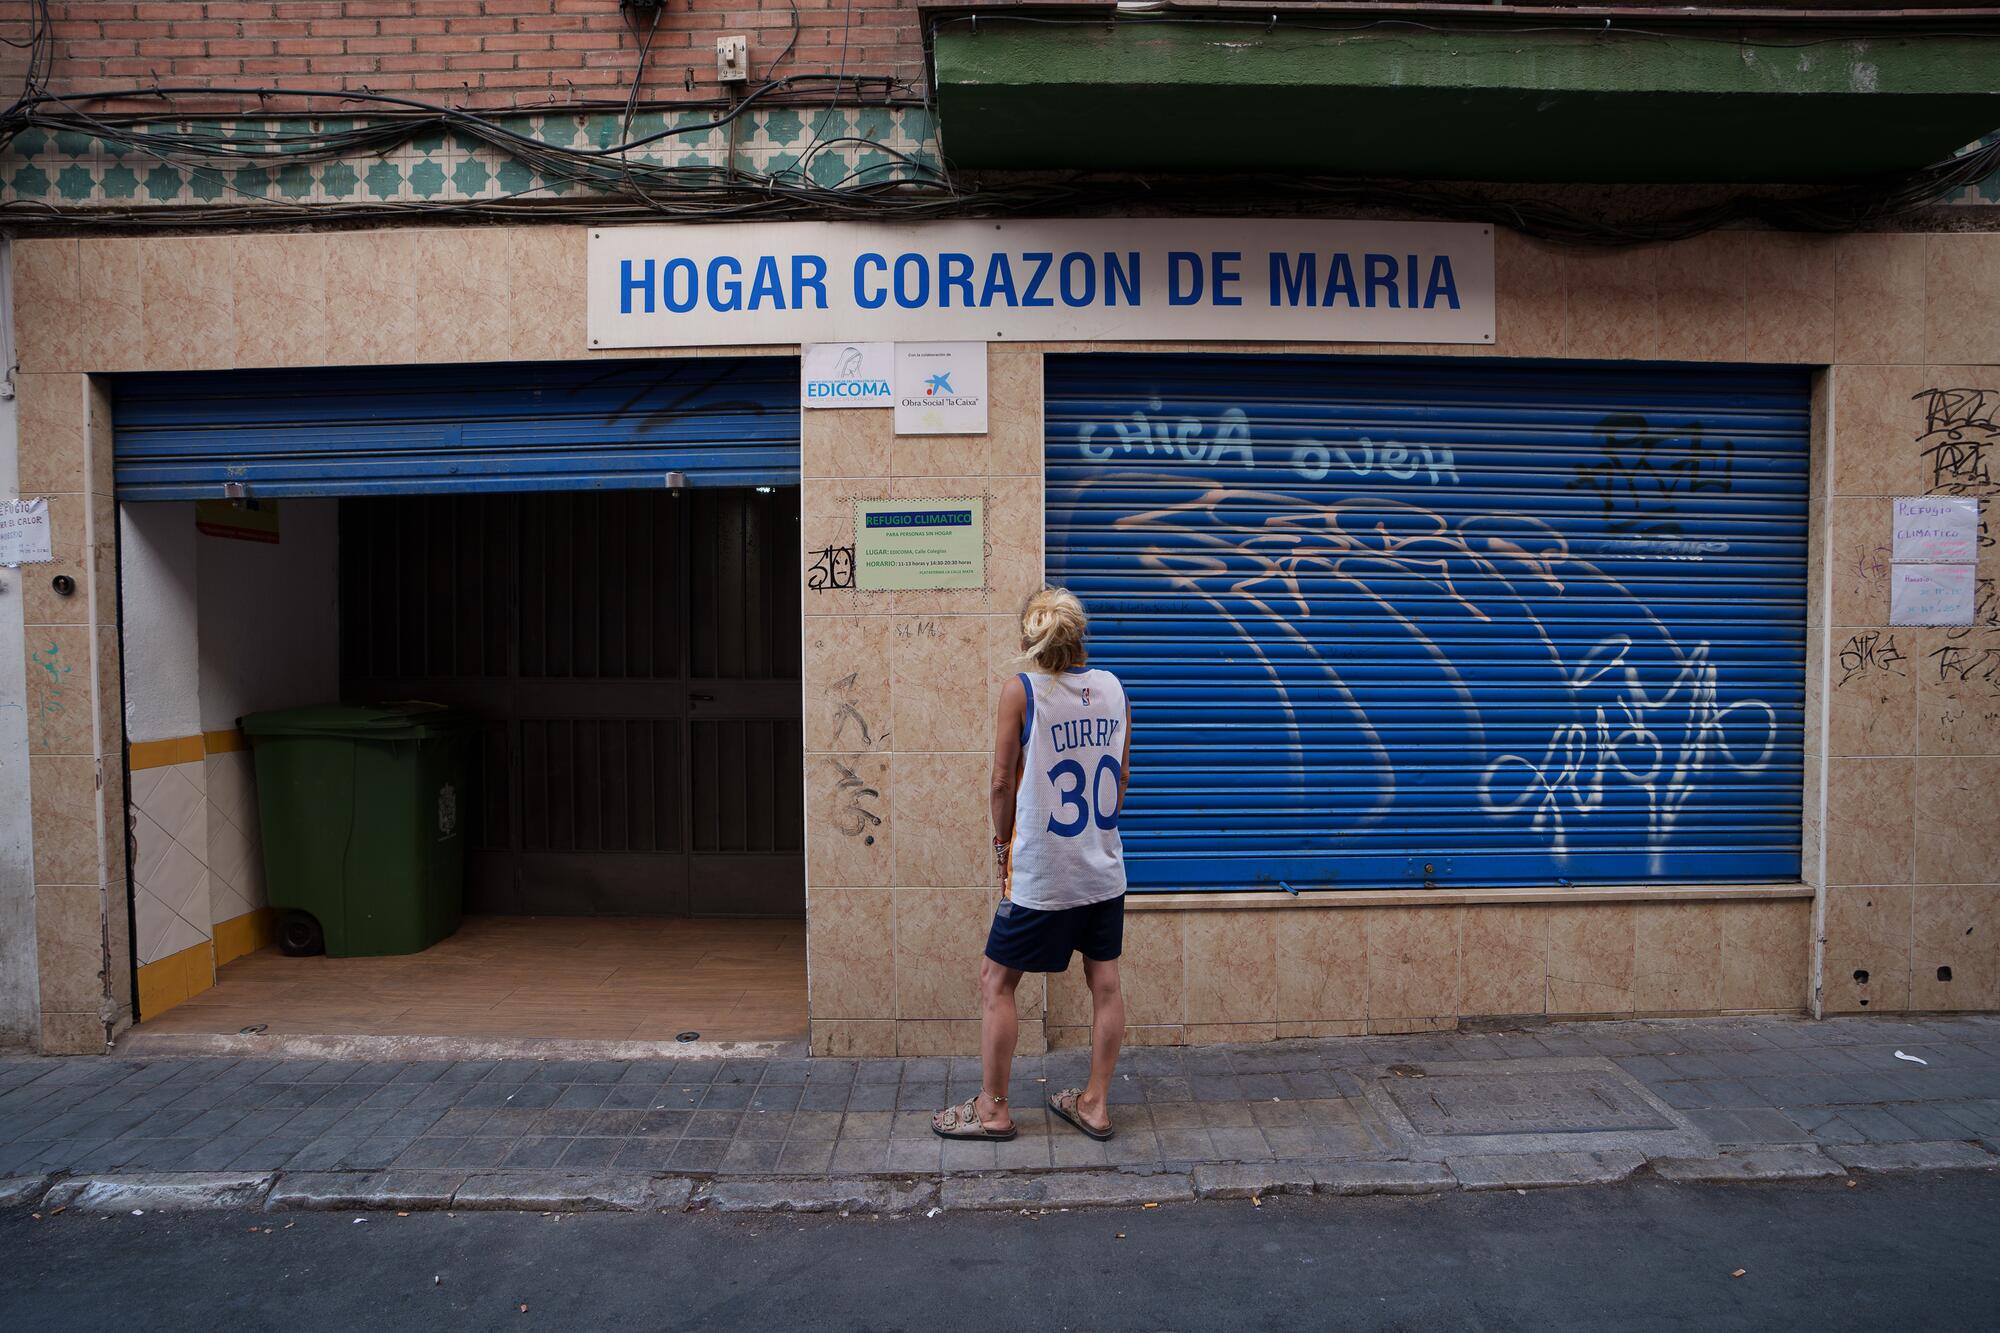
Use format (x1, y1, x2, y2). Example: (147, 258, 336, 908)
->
(978, 957, 1021, 1130)
(1076, 956, 1124, 1131)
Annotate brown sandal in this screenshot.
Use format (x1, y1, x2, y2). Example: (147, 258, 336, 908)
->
(932, 1094, 1017, 1141)
(1048, 1087, 1115, 1141)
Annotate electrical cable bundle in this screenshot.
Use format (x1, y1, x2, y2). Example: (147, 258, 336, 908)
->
(1, 0, 1996, 243)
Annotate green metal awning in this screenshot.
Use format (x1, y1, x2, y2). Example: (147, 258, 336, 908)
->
(929, 12, 2000, 182)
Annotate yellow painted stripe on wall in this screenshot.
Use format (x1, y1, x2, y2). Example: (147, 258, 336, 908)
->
(129, 735, 205, 770)
(135, 937, 217, 1020)
(204, 728, 248, 755)
(213, 908, 275, 968)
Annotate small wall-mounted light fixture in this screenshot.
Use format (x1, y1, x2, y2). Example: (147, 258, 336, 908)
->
(223, 481, 250, 507)
(664, 471, 688, 490)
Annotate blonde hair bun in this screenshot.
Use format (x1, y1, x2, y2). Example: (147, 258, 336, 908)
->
(1020, 586, 1089, 674)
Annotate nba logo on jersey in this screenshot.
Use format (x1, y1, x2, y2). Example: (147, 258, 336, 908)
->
(1082, 687, 1091, 705)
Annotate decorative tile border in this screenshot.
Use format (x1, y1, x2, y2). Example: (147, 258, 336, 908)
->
(1, 105, 941, 210)
(3, 108, 1992, 213)
(1944, 133, 2000, 206)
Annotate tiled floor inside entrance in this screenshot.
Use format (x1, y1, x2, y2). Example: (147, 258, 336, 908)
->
(132, 916, 807, 1045)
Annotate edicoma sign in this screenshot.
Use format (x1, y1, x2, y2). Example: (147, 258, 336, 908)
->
(800, 341, 893, 407)
(586, 219, 1494, 349)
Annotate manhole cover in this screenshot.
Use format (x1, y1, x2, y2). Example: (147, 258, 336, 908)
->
(1384, 1070, 1675, 1136)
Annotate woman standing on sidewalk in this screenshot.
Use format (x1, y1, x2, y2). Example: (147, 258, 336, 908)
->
(933, 587, 1130, 1144)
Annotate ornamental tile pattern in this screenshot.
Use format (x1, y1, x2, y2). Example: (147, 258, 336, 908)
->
(0, 107, 941, 210)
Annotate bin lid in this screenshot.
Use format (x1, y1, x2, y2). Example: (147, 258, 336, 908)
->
(240, 701, 473, 741)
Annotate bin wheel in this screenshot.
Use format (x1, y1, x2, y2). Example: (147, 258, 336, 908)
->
(277, 910, 325, 957)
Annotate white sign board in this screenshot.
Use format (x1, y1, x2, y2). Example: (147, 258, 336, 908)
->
(0, 498, 53, 567)
(1892, 496, 1979, 564)
(1890, 562, 1977, 626)
(801, 341, 893, 408)
(854, 497, 985, 591)
(587, 220, 1495, 348)
(894, 342, 987, 436)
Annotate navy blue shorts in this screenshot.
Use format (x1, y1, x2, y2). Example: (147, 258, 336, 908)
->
(984, 894, 1125, 974)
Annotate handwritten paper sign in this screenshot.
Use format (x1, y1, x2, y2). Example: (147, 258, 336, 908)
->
(1890, 562, 1976, 626)
(854, 498, 984, 590)
(1892, 496, 1979, 563)
(0, 498, 53, 567)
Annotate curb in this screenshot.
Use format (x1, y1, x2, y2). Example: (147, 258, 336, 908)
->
(7, 1145, 1995, 1218)
(1189, 1161, 1454, 1199)
(941, 1170, 1195, 1212)
(41, 1172, 276, 1213)
(1446, 1150, 1647, 1191)
(265, 1170, 468, 1212)
(450, 1171, 661, 1212)
(1651, 1147, 1847, 1183)
(694, 1177, 937, 1214)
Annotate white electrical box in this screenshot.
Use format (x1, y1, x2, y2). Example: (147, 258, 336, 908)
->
(715, 35, 748, 83)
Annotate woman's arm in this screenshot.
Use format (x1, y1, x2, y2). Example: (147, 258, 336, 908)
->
(1117, 695, 1132, 814)
(990, 674, 1027, 852)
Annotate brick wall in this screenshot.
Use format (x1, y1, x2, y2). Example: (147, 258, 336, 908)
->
(18, 1, 926, 113)
(18, 2, 2000, 118)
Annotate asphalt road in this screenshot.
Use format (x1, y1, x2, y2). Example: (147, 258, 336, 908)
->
(3, 1173, 1995, 1331)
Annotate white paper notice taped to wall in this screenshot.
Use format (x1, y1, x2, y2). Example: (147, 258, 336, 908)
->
(0, 498, 53, 567)
(1890, 562, 1977, 626)
(1892, 496, 1980, 563)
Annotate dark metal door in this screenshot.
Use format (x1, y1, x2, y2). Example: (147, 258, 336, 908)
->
(339, 489, 802, 916)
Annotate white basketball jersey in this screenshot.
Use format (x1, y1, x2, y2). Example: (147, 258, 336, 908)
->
(1007, 667, 1128, 911)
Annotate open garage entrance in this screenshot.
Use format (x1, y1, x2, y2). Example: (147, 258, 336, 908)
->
(111, 359, 807, 1051)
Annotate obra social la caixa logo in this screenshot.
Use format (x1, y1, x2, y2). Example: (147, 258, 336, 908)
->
(806, 346, 889, 400)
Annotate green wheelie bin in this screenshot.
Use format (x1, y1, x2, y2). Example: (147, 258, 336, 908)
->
(240, 702, 475, 958)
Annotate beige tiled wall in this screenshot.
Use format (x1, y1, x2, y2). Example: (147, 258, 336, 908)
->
(1812, 237, 2000, 1016)
(12, 224, 2000, 1053)
(800, 345, 1049, 1057)
(1040, 897, 1811, 1047)
(17, 369, 128, 1053)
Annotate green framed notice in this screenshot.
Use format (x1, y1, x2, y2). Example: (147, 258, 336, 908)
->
(854, 498, 985, 590)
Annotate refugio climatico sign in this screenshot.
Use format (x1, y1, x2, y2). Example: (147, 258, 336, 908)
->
(587, 220, 1494, 348)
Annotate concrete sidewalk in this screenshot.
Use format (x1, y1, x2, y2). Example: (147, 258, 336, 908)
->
(3, 1014, 1996, 1215)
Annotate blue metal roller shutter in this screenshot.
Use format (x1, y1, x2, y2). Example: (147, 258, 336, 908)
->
(111, 357, 798, 500)
(1044, 354, 1811, 893)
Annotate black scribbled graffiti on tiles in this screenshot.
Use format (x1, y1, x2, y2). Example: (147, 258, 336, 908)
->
(1567, 414, 1735, 538)
(828, 758, 883, 843)
(1916, 388, 2000, 536)
(807, 544, 856, 592)
(1837, 631, 1909, 688)
(828, 671, 876, 748)
(1930, 639, 2000, 695)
